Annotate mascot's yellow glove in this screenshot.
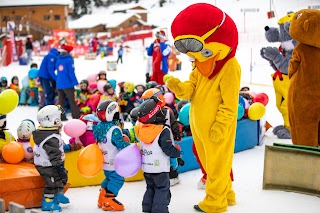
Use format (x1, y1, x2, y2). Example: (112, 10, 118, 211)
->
(165, 77, 187, 98)
(210, 122, 228, 143)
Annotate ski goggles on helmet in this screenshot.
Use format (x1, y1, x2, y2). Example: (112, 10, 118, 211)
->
(174, 12, 226, 54)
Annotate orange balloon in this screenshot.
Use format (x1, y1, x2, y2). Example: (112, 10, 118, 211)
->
(30, 135, 35, 148)
(3, 141, 24, 164)
(77, 144, 103, 178)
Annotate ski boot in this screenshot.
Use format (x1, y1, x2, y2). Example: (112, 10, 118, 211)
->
(41, 197, 62, 212)
(97, 188, 107, 208)
(54, 193, 70, 204)
(101, 191, 125, 211)
(194, 205, 205, 212)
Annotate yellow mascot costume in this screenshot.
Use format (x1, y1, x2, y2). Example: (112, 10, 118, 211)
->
(166, 3, 240, 212)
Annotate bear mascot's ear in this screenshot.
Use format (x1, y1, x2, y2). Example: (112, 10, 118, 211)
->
(303, 19, 309, 32)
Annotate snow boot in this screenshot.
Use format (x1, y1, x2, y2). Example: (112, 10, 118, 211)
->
(98, 188, 107, 208)
(54, 193, 70, 204)
(41, 197, 62, 212)
(101, 192, 125, 211)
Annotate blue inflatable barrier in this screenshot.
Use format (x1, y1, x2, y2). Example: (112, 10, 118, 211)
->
(177, 136, 199, 173)
(176, 119, 260, 173)
(234, 119, 260, 153)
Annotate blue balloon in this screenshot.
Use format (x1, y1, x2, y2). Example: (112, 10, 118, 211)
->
(178, 103, 190, 126)
(238, 96, 245, 109)
(237, 104, 245, 120)
(22, 76, 29, 88)
(108, 79, 117, 90)
(28, 68, 39, 79)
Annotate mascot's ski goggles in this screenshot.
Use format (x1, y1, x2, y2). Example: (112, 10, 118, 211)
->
(174, 11, 226, 54)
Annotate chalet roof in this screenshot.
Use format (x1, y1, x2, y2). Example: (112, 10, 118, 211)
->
(112, 4, 148, 13)
(0, 0, 73, 8)
(68, 13, 140, 29)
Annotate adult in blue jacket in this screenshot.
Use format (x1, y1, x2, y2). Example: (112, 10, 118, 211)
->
(38, 48, 59, 106)
(56, 45, 80, 120)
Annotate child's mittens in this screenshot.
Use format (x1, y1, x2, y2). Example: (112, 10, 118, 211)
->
(170, 158, 178, 170)
(80, 106, 91, 114)
(63, 144, 72, 153)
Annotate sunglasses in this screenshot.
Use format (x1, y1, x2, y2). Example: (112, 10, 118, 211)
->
(174, 11, 226, 54)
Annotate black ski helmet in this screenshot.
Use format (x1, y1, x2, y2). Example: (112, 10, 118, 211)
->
(103, 83, 113, 93)
(177, 100, 189, 112)
(80, 79, 89, 86)
(130, 107, 139, 123)
(137, 96, 165, 124)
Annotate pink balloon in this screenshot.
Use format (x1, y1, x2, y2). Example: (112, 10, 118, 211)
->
(87, 73, 98, 83)
(253, 93, 269, 106)
(164, 92, 174, 105)
(114, 143, 142, 178)
(97, 81, 107, 94)
(64, 119, 87, 138)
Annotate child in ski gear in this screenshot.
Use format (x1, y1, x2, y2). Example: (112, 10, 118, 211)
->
(66, 114, 99, 152)
(93, 100, 130, 211)
(135, 96, 181, 213)
(32, 105, 69, 212)
(9, 76, 20, 95)
(99, 83, 118, 104)
(17, 119, 36, 162)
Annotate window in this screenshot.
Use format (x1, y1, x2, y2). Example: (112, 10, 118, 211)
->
(2, 16, 9, 22)
(54, 15, 61, 20)
(44, 15, 50, 21)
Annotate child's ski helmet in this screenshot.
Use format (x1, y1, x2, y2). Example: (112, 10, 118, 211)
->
(17, 119, 36, 140)
(96, 100, 120, 122)
(37, 105, 63, 128)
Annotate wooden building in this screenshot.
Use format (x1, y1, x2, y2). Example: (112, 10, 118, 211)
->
(69, 4, 150, 37)
(0, 0, 72, 40)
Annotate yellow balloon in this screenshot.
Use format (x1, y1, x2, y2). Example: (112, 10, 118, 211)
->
(248, 102, 266, 120)
(163, 74, 173, 83)
(30, 135, 35, 148)
(0, 89, 19, 115)
(77, 144, 103, 178)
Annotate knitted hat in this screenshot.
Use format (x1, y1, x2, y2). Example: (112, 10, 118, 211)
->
(61, 44, 73, 53)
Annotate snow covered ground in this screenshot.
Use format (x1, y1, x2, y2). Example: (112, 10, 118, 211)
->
(1, 0, 320, 212)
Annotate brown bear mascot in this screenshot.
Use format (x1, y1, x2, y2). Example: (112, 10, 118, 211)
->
(288, 9, 320, 147)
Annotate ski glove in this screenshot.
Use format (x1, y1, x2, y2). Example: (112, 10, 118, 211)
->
(210, 122, 227, 143)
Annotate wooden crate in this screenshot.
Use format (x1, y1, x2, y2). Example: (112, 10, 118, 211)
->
(85, 53, 96, 60)
(263, 143, 320, 196)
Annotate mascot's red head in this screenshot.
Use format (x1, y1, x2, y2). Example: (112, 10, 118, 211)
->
(171, 3, 238, 79)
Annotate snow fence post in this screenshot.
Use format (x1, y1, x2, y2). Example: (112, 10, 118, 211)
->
(8, 202, 25, 213)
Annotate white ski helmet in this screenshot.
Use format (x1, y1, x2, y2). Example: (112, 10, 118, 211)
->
(37, 105, 63, 128)
(96, 100, 120, 122)
(17, 119, 36, 140)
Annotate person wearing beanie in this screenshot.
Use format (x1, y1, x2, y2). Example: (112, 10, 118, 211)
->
(56, 45, 80, 120)
(146, 30, 171, 85)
